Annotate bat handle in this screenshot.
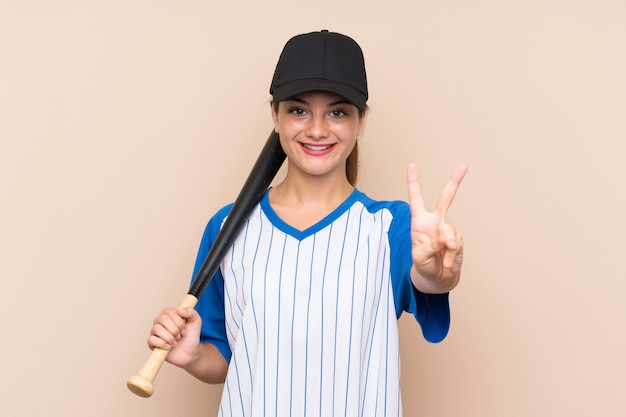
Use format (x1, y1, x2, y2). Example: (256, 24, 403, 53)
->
(127, 293, 198, 397)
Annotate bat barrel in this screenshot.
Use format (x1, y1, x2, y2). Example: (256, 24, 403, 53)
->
(127, 131, 285, 397)
(188, 130, 285, 297)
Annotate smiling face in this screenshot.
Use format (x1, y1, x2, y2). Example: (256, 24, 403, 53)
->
(271, 91, 365, 185)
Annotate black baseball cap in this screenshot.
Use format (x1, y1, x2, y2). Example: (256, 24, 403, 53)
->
(270, 30, 368, 111)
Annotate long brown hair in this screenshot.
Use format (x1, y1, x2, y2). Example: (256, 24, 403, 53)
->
(271, 100, 366, 186)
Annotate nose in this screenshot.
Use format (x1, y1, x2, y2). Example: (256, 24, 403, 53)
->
(305, 114, 329, 141)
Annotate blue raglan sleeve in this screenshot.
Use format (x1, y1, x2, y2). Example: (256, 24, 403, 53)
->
(191, 203, 233, 362)
(388, 201, 451, 343)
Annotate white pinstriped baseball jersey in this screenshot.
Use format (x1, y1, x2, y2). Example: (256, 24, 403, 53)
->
(193, 189, 450, 417)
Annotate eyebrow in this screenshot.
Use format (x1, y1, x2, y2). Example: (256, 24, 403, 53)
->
(287, 96, 351, 107)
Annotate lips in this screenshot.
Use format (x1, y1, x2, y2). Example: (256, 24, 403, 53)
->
(301, 143, 334, 151)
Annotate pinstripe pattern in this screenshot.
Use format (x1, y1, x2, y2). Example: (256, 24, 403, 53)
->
(215, 190, 403, 417)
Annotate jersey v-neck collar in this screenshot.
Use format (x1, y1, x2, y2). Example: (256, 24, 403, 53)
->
(260, 188, 362, 241)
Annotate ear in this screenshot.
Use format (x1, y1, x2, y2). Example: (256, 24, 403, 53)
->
(270, 101, 280, 133)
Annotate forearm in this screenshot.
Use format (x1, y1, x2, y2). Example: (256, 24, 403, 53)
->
(182, 343, 229, 384)
(410, 265, 460, 294)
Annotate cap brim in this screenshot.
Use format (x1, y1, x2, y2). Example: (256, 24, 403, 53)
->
(272, 79, 367, 111)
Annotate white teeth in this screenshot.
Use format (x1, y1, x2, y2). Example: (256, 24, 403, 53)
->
(302, 144, 331, 151)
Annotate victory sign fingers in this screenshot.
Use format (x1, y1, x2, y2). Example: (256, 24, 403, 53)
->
(407, 163, 467, 291)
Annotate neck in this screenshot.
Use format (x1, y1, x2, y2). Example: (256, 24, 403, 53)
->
(272, 166, 354, 206)
(268, 168, 354, 231)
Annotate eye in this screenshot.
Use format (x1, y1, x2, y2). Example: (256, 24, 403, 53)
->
(288, 107, 308, 117)
(329, 109, 347, 118)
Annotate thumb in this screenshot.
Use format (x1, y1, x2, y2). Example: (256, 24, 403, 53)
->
(413, 237, 444, 266)
(177, 307, 199, 323)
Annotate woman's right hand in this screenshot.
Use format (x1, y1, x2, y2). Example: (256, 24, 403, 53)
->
(148, 307, 202, 368)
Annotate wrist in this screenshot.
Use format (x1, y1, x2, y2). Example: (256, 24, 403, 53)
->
(410, 265, 459, 294)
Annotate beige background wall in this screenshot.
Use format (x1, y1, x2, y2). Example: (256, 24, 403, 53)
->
(1, 1, 624, 416)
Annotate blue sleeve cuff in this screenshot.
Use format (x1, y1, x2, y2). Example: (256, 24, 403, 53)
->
(410, 288, 450, 343)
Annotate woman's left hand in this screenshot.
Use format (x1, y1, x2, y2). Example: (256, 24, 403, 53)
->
(407, 163, 468, 293)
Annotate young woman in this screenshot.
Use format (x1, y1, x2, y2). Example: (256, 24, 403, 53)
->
(148, 30, 467, 416)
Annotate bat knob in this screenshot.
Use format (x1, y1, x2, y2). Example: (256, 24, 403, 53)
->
(127, 374, 154, 398)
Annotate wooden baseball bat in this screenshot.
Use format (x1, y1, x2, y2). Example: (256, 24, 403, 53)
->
(127, 130, 285, 397)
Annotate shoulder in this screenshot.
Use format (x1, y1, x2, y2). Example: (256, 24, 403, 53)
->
(353, 189, 410, 221)
(197, 202, 234, 247)
(353, 190, 411, 254)
(209, 202, 234, 226)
